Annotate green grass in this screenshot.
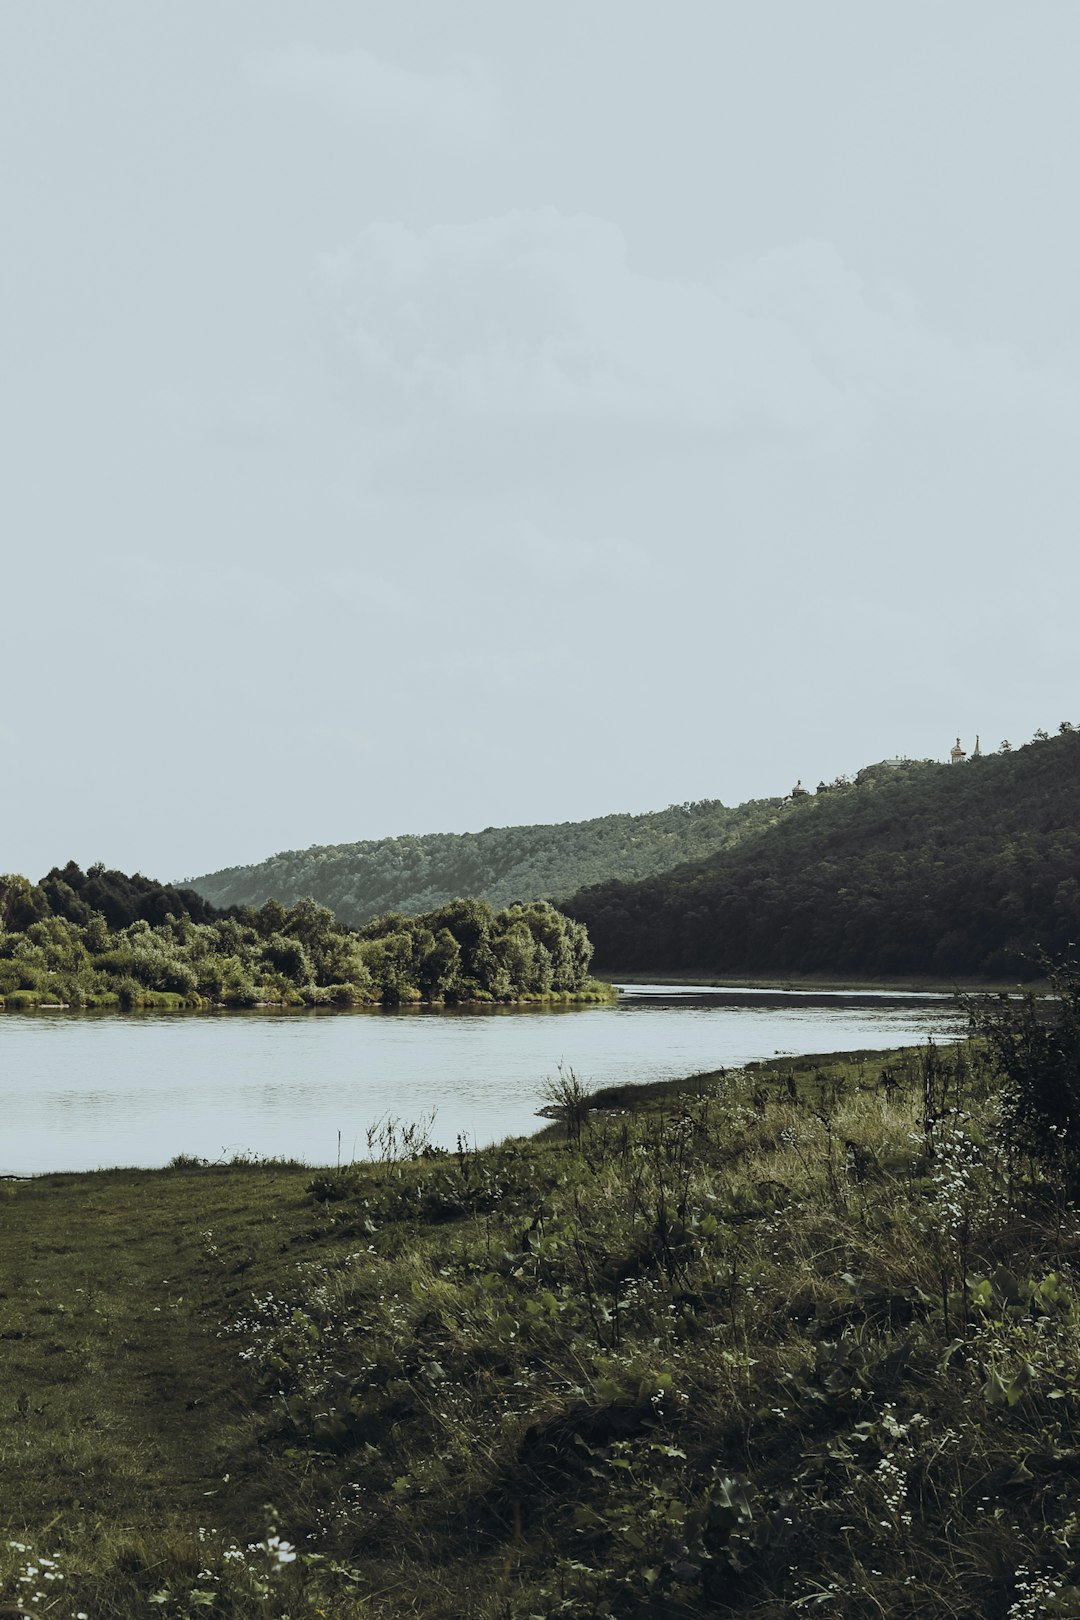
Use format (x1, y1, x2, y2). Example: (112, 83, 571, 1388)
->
(3, 1044, 1080, 1617)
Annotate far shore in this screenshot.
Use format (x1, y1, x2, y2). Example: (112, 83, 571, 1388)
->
(600, 967, 1041, 994)
(2, 973, 1039, 1015)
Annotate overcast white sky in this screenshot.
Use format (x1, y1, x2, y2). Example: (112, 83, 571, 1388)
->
(3, 2, 1078, 880)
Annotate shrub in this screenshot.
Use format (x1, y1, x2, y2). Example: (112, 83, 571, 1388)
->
(540, 1063, 594, 1144)
(3, 988, 43, 1009)
(967, 954, 1080, 1195)
(114, 977, 144, 1011)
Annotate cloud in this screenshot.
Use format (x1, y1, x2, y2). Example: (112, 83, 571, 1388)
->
(717, 241, 1072, 425)
(319, 209, 848, 444)
(247, 43, 499, 145)
(317, 209, 1077, 475)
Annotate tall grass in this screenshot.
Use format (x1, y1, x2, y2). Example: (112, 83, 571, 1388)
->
(3, 1038, 1080, 1616)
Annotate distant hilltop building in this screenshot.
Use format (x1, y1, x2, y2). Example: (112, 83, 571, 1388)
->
(791, 743, 982, 799)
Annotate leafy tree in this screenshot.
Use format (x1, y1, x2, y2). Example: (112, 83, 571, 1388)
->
(496, 919, 539, 991)
(254, 898, 288, 937)
(419, 928, 461, 999)
(262, 933, 312, 983)
(0, 875, 49, 933)
(358, 931, 422, 1005)
(424, 898, 498, 992)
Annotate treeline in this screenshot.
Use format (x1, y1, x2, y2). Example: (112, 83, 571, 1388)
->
(0, 870, 600, 1010)
(564, 729, 1080, 980)
(8, 860, 220, 932)
(186, 798, 784, 925)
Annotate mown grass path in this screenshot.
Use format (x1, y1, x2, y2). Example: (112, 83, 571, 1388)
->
(0, 1167, 315, 1540)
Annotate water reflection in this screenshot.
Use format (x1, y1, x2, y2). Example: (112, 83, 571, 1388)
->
(0, 985, 966, 1174)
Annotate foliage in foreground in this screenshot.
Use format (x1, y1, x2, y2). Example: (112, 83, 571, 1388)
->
(5, 982, 1080, 1615)
(0, 874, 600, 1009)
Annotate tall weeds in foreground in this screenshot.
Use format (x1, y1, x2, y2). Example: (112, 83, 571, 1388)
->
(5, 1003, 1080, 1616)
(225, 1038, 1080, 1614)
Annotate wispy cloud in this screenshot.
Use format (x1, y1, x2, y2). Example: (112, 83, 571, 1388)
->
(317, 209, 1075, 467)
(247, 43, 499, 145)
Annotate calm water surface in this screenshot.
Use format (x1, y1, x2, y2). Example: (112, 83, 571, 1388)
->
(0, 985, 966, 1174)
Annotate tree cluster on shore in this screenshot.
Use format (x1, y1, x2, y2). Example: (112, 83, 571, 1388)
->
(566, 726, 1080, 979)
(0, 864, 599, 1009)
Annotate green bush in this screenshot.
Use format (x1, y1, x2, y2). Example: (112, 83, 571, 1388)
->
(114, 977, 144, 1011)
(3, 988, 43, 1009)
(968, 954, 1080, 1195)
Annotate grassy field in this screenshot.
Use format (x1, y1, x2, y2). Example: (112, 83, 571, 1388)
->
(3, 1035, 1080, 1617)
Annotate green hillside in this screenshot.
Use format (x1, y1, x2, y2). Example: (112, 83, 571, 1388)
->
(564, 730, 1080, 980)
(186, 798, 784, 925)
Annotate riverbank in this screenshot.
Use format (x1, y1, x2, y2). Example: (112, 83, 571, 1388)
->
(3, 1034, 1078, 1618)
(0, 977, 617, 1013)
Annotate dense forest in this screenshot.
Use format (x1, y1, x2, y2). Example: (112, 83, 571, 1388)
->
(564, 729, 1080, 980)
(186, 798, 784, 925)
(0, 867, 600, 1009)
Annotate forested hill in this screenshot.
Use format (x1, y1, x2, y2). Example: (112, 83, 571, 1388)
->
(186, 798, 784, 926)
(563, 730, 1080, 980)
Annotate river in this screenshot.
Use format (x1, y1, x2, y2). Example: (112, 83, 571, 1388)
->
(0, 984, 967, 1174)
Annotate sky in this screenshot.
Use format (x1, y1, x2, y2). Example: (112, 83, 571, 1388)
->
(3, 1, 1078, 881)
